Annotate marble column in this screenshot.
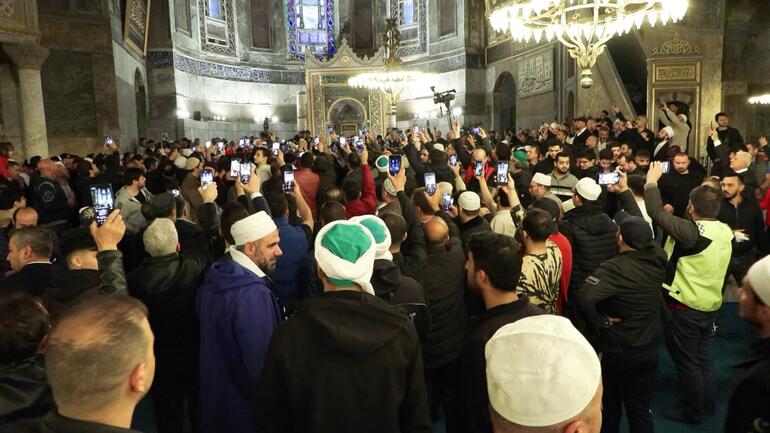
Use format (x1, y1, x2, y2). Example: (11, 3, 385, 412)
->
(296, 91, 307, 132)
(3, 44, 50, 158)
(0, 64, 22, 139)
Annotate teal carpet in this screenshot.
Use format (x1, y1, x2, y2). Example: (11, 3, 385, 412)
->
(132, 303, 755, 433)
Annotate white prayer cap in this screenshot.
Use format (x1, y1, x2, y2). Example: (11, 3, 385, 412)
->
(181, 148, 194, 157)
(679, 114, 688, 123)
(230, 211, 277, 246)
(438, 181, 453, 196)
(575, 177, 602, 201)
(458, 191, 480, 212)
(747, 255, 770, 305)
(485, 315, 601, 427)
(432, 143, 446, 153)
(532, 172, 552, 187)
(173, 156, 187, 169)
(350, 215, 392, 261)
(315, 220, 376, 295)
(662, 126, 675, 139)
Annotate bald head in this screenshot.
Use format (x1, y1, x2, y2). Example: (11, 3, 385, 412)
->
(473, 148, 487, 162)
(14, 207, 38, 229)
(424, 216, 449, 247)
(37, 159, 56, 178)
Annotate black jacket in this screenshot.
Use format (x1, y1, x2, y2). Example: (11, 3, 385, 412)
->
(560, 205, 618, 301)
(43, 250, 127, 319)
(0, 263, 53, 297)
(575, 244, 666, 353)
(724, 337, 770, 433)
(29, 176, 70, 226)
(0, 411, 143, 433)
(457, 296, 544, 433)
(456, 216, 492, 248)
(254, 291, 431, 433)
(718, 195, 768, 256)
(659, 171, 705, 217)
(707, 127, 743, 177)
(0, 355, 52, 426)
(371, 259, 431, 343)
(409, 238, 468, 369)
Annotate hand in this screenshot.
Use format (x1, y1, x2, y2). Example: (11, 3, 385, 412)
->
(361, 145, 369, 164)
(277, 149, 285, 166)
(612, 104, 620, 114)
(449, 161, 461, 178)
(663, 204, 674, 214)
(625, 120, 633, 130)
(500, 174, 517, 196)
(479, 207, 491, 218)
(451, 120, 460, 138)
(198, 183, 218, 204)
(241, 169, 262, 195)
(640, 131, 649, 141)
(298, 138, 308, 151)
(646, 161, 664, 184)
(709, 128, 718, 140)
(734, 230, 750, 243)
(607, 316, 621, 326)
(424, 190, 441, 212)
(290, 180, 303, 197)
(90, 210, 125, 251)
(760, 136, 768, 147)
(478, 128, 488, 140)
(387, 163, 406, 192)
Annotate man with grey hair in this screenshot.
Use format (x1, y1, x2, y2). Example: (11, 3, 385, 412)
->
(128, 193, 217, 433)
(730, 150, 759, 195)
(0, 227, 54, 296)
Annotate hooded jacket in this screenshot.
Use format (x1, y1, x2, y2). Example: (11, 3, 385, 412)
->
(0, 355, 52, 426)
(254, 291, 431, 433)
(725, 337, 770, 433)
(371, 259, 431, 343)
(196, 256, 282, 433)
(560, 204, 618, 301)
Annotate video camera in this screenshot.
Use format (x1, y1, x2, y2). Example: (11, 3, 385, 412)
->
(431, 86, 456, 108)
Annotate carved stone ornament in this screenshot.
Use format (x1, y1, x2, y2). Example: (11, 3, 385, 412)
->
(3, 43, 50, 70)
(304, 39, 385, 69)
(652, 32, 701, 56)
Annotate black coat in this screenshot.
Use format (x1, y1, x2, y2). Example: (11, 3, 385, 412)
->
(456, 216, 492, 248)
(0, 411, 143, 433)
(0, 263, 53, 297)
(718, 195, 768, 256)
(574, 244, 667, 353)
(254, 291, 431, 433)
(659, 171, 705, 217)
(560, 205, 618, 301)
(371, 259, 431, 343)
(707, 127, 744, 178)
(725, 337, 770, 433)
(0, 355, 52, 426)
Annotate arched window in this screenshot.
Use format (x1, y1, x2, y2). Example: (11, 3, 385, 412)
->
(399, 0, 415, 26)
(207, 0, 222, 18)
(287, 0, 335, 58)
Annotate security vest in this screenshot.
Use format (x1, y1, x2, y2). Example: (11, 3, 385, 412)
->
(663, 219, 733, 312)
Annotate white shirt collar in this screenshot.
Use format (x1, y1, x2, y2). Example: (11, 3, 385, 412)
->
(228, 246, 266, 277)
(735, 167, 748, 174)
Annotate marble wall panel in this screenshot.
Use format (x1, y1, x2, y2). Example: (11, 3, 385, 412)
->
(41, 49, 98, 137)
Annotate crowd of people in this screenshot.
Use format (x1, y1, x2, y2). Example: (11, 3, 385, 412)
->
(0, 103, 769, 433)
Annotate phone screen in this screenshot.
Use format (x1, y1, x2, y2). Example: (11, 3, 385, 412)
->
(171, 188, 180, 198)
(441, 193, 452, 211)
(272, 142, 280, 156)
(327, 127, 334, 134)
(217, 142, 224, 152)
(283, 170, 295, 192)
(412, 126, 419, 134)
(240, 162, 251, 184)
(90, 184, 114, 226)
(230, 160, 240, 177)
(474, 161, 484, 177)
(356, 140, 364, 154)
(424, 172, 437, 196)
(205, 141, 211, 149)
(105, 135, 113, 145)
(340, 136, 347, 146)
(389, 155, 402, 176)
(200, 169, 213, 188)
(449, 155, 458, 166)
(496, 162, 509, 185)
(661, 161, 671, 174)
(598, 172, 620, 185)
(313, 137, 320, 145)
(473, 127, 480, 135)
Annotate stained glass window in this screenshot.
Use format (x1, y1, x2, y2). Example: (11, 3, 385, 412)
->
(287, 0, 335, 58)
(399, 0, 415, 26)
(208, 0, 222, 18)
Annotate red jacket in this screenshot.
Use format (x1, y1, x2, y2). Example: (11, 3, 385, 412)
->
(549, 232, 573, 315)
(463, 161, 495, 184)
(760, 188, 770, 227)
(345, 165, 377, 218)
(0, 156, 9, 180)
(294, 167, 320, 218)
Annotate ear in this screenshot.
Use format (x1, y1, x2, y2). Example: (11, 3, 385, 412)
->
(402, 232, 408, 242)
(562, 419, 587, 433)
(69, 255, 82, 269)
(22, 245, 33, 258)
(128, 362, 150, 394)
(176, 242, 181, 253)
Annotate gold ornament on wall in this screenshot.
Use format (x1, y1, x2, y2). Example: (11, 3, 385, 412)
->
(652, 32, 701, 56)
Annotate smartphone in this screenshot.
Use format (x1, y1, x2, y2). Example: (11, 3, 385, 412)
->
(362, 127, 368, 134)
(272, 142, 280, 156)
(200, 169, 213, 189)
(661, 161, 671, 174)
(327, 127, 334, 134)
(89, 184, 114, 226)
(239, 139, 246, 147)
(598, 172, 620, 185)
(230, 160, 240, 177)
(340, 136, 347, 146)
(313, 137, 320, 146)
(424, 172, 437, 196)
(240, 162, 251, 184)
(496, 162, 509, 185)
(355, 140, 364, 155)
(217, 142, 224, 152)
(449, 154, 458, 166)
(205, 140, 211, 149)
(389, 155, 402, 176)
(412, 126, 419, 134)
(474, 161, 484, 177)
(283, 170, 295, 193)
(105, 135, 113, 145)
(472, 127, 480, 135)
(441, 193, 453, 211)
(171, 188, 180, 198)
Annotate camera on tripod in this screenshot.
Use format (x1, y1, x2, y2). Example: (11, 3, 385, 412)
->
(431, 86, 456, 107)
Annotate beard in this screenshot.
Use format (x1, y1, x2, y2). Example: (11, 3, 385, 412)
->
(257, 256, 276, 276)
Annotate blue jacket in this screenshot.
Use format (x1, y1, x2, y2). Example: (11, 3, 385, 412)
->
(196, 255, 282, 433)
(272, 217, 310, 306)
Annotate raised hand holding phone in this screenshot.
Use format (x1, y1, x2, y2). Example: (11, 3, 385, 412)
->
(90, 209, 125, 251)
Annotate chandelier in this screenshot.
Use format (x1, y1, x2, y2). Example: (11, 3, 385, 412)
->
(349, 18, 436, 125)
(487, 0, 689, 88)
(749, 94, 770, 105)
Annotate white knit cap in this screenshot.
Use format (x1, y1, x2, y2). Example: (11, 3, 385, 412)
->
(315, 220, 376, 295)
(575, 177, 602, 201)
(458, 191, 481, 211)
(350, 215, 393, 261)
(173, 156, 188, 169)
(662, 126, 675, 139)
(438, 181, 453, 196)
(486, 315, 601, 427)
(532, 172, 552, 187)
(747, 255, 770, 305)
(433, 143, 446, 153)
(181, 148, 193, 157)
(230, 211, 277, 245)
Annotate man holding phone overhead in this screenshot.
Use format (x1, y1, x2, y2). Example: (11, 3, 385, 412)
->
(181, 156, 205, 214)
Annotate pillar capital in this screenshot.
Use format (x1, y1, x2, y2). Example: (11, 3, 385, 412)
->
(3, 43, 49, 70)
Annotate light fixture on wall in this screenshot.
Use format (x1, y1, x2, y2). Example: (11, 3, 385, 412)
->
(176, 110, 191, 119)
(348, 17, 437, 126)
(748, 94, 770, 105)
(271, 115, 280, 123)
(452, 107, 463, 116)
(486, 0, 689, 88)
(212, 115, 227, 122)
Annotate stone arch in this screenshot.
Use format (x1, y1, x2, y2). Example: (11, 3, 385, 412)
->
(493, 71, 516, 133)
(134, 68, 147, 141)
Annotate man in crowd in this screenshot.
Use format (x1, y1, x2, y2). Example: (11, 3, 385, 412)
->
(485, 315, 603, 433)
(528, 172, 561, 207)
(29, 159, 70, 234)
(254, 220, 431, 433)
(0, 227, 54, 295)
(455, 191, 491, 247)
(181, 157, 204, 213)
(115, 167, 152, 234)
(457, 231, 543, 433)
(725, 255, 770, 432)
(0, 295, 155, 433)
(653, 126, 675, 162)
(644, 161, 733, 424)
(197, 211, 284, 433)
(659, 152, 706, 217)
(516, 208, 562, 314)
(293, 152, 320, 217)
(707, 112, 744, 179)
(550, 152, 579, 202)
(573, 149, 599, 180)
